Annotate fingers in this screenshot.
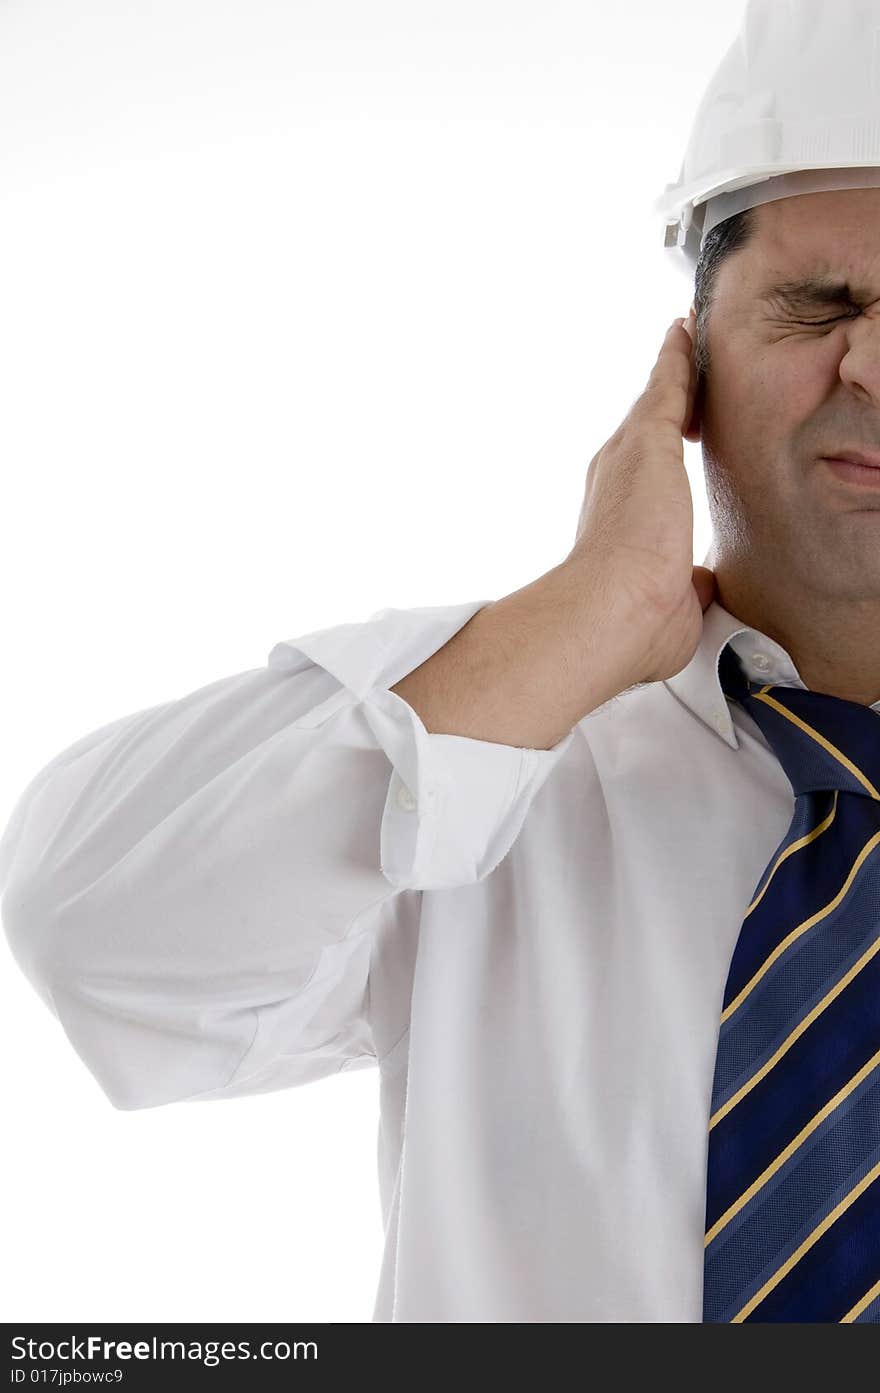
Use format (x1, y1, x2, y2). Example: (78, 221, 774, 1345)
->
(691, 564, 717, 612)
(680, 311, 700, 440)
(638, 313, 698, 431)
(655, 316, 694, 379)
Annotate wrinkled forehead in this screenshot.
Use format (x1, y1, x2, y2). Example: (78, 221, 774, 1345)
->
(718, 190, 880, 311)
(750, 189, 880, 282)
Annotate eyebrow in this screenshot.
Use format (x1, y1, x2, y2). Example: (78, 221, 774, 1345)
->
(759, 276, 863, 311)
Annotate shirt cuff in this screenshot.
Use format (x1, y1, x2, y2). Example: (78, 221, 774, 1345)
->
(372, 688, 576, 890)
(267, 600, 578, 890)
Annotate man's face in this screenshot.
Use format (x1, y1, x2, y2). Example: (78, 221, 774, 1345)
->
(695, 187, 880, 602)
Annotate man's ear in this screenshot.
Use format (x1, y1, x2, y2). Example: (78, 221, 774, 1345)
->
(683, 376, 703, 443)
(683, 303, 703, 444)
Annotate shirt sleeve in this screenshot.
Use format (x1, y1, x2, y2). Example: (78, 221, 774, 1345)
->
(0, 598, 577, 1111)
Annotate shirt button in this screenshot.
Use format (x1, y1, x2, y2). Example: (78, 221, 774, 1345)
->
(396, 782, 417, 811)
(752, 652, 772, 672)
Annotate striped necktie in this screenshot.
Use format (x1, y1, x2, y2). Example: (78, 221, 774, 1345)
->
(702, 641, 880, 1323)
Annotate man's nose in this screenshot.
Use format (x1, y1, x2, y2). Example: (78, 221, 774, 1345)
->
(839, 309, 880, 404)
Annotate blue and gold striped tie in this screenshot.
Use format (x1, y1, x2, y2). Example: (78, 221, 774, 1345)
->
(702, 642, 880, 1323)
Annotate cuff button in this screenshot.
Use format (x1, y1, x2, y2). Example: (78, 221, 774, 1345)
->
(396, 782, 418, 811)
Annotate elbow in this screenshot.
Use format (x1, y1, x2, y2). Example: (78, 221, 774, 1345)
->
(1, 871, 69, 1015)
(3, 876, 247, 1112)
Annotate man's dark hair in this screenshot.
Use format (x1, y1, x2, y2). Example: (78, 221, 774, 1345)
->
(692, 206, 757, 375)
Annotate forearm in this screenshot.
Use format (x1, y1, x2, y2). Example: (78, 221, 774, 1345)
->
(390, 559, 649, 751)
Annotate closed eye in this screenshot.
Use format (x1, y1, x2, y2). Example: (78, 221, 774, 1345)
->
(796, 313, 859, 327)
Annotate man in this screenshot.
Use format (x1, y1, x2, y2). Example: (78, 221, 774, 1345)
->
(3, 0, 880, 1321)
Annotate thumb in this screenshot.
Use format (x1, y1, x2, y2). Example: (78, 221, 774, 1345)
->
(691, 565, 717, 613)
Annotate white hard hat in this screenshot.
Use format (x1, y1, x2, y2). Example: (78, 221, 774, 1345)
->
(655, 0, 880, 277)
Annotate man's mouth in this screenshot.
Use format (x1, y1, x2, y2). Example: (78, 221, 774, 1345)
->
(821, 456, 880, 488)
(821, 448, 880, 470)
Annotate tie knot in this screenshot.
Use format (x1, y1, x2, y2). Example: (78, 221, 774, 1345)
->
(718, 643, 880, 800)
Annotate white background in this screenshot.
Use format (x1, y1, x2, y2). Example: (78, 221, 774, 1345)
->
(0, 0, 741, 1321)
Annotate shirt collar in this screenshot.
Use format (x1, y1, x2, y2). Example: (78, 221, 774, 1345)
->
(662, 598, 811, 750)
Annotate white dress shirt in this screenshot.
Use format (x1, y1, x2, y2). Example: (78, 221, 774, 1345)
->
(1, 595, 869, 1322)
